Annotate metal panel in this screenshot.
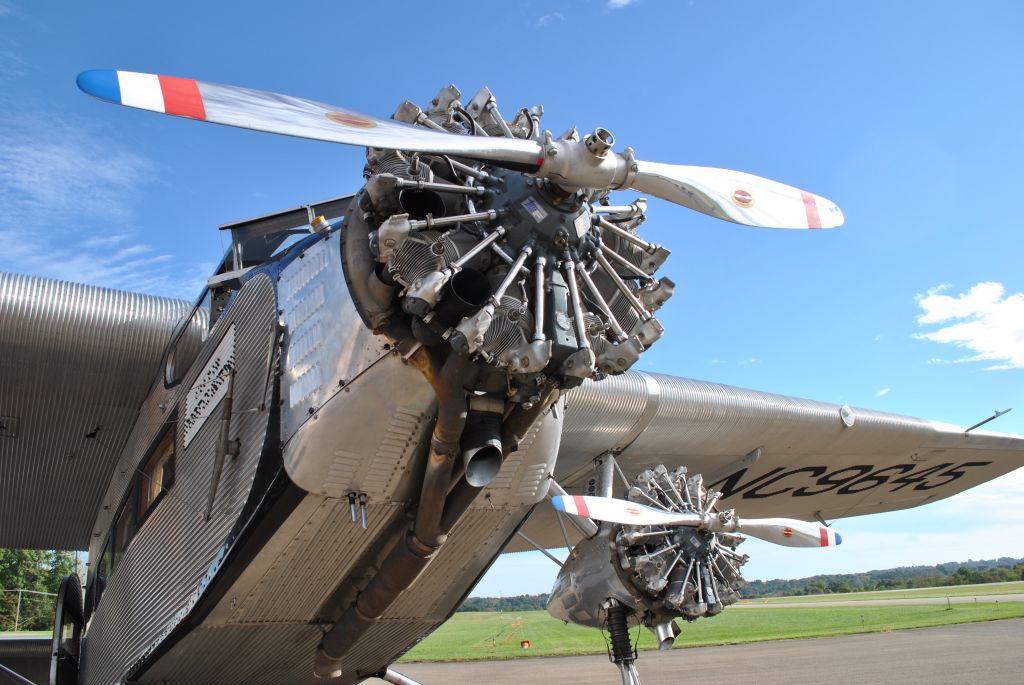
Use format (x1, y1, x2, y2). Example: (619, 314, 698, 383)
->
(139, 623, 326, 685)
(80, 274, 278, 685)
(227, 500, 403, 624)
(0, 272, 192, 550)
(277, 231, 390, 443)
(282, 354, 436, 498)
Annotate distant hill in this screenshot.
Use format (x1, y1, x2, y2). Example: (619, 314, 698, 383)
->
(459, 593, 550, 613)
(460, 556, 1024, 611)
(742, 556, 1024, 598)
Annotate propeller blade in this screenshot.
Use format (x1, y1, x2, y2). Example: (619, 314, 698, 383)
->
(551, 495, 701, 527)
(735, 518, 843, 548)
(627, 160, 844, 229)
(76, 69, 543, 168)
(551, 495, 842, 548)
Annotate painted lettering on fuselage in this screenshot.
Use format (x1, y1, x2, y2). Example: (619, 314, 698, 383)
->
(182, 324, 236, 448)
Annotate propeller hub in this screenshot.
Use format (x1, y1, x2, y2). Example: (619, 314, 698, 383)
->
(585, 127, 615, 157)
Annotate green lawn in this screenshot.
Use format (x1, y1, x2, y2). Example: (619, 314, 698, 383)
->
(402, 602, 1024, 662)
(740, 580, 1024, 604)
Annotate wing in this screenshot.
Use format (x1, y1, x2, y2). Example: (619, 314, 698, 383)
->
(0, 273, 191, 550)
(0, 636, 50, 684)
(511, 371, 1024, 551)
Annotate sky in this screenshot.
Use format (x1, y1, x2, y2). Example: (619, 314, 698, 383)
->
(1, 1, 1022, 595)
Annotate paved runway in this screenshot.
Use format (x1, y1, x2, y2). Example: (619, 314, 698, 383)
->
(377, 618, 1024, 684)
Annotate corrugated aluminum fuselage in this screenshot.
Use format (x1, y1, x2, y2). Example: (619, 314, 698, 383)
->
(79, 228, 560, 684)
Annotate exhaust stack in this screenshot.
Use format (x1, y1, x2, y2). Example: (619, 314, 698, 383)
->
(461, 396, 504, 487)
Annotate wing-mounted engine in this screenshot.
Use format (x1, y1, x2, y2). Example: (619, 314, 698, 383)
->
(548, 460, 840, 685)
(618, 467, 748, 620)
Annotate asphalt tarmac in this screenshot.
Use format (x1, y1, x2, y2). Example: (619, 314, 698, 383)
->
(377, 618, 1024, 684)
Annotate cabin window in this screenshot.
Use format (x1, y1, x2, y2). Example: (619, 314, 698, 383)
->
(86, 540, 111, 618)
(164, 290, 212, 387)
(109, 496, 137, 572)
(88, 423, 177, 615)
(137, 426, 176, 522)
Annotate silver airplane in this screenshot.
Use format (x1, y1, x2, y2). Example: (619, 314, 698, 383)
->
(1, 70, 1021, 685)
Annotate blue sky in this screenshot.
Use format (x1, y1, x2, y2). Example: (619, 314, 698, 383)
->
(1, 1, 1021, 594)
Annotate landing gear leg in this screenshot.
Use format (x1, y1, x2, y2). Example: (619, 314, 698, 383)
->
(379, 667, 424, 685)
(606, 599, 642, 685)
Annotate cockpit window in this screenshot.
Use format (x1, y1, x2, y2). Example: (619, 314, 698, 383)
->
(164, 290, 211, 387)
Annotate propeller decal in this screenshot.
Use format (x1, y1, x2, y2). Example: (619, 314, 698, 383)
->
(78, 70, 206, 120)
(325, 112, 377, 128)
(820, 526, 842, 547)
(731, 188, 754, 208)
(800, 190, 821, 229)
(552, 495, 591, 518)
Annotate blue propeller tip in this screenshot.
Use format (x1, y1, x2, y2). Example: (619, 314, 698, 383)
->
(835, 533, 842, 545)
(77, 69, 121, 103)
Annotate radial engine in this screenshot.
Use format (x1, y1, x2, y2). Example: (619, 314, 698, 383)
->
(549, 465, 749, 650)
(342, 84, 674, 404)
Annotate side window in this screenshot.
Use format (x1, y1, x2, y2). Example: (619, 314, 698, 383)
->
(88, 540, 112, 617)
(89, 424, 177, 614)
(137, 426, 176, 522)
(165, 291, 212, 387)
(109, 495, 137, 572)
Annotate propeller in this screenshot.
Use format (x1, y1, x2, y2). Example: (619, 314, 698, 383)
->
(76, 69, 843, 230)
(552, 494, 842, 548)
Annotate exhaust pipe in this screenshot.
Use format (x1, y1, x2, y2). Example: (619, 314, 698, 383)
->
(399, 187, 446, 221)
(433, 268, 491, 326)
(461, 396, 504, 487)
(652, 620, 680, 651)
(315, 351, 470, 678)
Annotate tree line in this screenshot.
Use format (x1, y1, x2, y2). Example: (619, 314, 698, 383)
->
(0, 550, 78, 631)
(457, 556, 1024, 611)
(742, 556, 1024, 597)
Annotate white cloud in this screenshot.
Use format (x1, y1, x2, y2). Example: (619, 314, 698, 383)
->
(0, 3, 11, 18)
(914, 282, 1024, 370)
(536, 12, 564, 27)
(607, 0, 638, 9)
(0, 109, 208, 299)
(0, 112, 155, 221)
(875, 387, 891, 397)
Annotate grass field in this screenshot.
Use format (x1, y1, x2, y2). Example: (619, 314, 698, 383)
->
(401, 601, 1024, 662)
(6, 587, 1024, 662)
(741, 580, 1024, 604)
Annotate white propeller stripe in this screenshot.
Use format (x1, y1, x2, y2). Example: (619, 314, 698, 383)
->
(116, 71, 165, 113)
(629, 161, 844, 230)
